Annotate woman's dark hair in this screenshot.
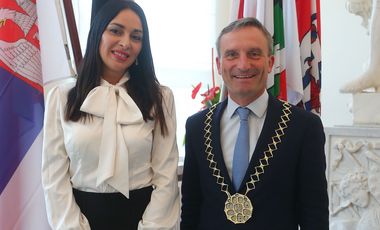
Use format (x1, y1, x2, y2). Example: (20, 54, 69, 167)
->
(65, 0, 168, 135)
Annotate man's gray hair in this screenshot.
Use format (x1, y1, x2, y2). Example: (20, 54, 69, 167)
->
(216, 17, 273, 57)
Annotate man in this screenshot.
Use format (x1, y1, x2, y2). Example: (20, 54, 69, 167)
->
(180, 17, 329, 229)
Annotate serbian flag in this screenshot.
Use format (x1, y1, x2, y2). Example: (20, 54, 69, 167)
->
(0, 0, 49, 229)
(229, 0, 320, 114)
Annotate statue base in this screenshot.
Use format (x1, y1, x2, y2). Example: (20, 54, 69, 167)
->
(353, 92, 380, 124)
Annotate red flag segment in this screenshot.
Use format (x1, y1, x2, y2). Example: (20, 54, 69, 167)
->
(0, 0, 42, 92)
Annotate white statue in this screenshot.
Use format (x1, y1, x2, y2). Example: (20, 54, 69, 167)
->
(341, 0, 380, 93)
(346, 0, 372, 31)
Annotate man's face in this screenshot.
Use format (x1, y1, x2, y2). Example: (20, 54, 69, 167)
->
(216, 27, 274, 106)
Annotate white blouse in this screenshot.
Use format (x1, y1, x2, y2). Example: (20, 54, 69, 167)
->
(42, 76, 180, 230)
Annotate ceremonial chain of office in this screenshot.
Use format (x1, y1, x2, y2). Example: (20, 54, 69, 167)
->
(203, 101, 292, 224)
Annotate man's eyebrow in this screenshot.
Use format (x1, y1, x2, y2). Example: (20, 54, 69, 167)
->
(248, 47, 263, 53)
(224, 49, 237, 54)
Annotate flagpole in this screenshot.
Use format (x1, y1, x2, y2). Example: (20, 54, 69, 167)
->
(54, 0, 77, 77)
(63, 0, 82, 69)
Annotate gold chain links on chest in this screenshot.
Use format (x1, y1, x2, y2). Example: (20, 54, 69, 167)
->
(203, 102, 292, 224)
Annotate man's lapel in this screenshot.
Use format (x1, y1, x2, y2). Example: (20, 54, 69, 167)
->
(241, 95, 284, 192)
(209, 100, 235, 191)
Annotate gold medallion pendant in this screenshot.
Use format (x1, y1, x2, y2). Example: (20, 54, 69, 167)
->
(224, 193, 253, 224)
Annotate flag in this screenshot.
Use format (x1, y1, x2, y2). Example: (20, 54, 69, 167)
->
(0, 0, 49, 229)
(283, 0, 303, 105)
(296, 0, 322, 114)
(270, 0, 287, 101)
(228, 0, 321, 114)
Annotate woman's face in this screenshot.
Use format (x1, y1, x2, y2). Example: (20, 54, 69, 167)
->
(99, 8, 143, 82)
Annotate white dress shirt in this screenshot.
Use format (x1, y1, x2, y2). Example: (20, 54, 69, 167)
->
(42, 75, 180, 230)
(220, 91, 269, 179)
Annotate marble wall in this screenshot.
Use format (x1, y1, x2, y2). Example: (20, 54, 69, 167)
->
(326, 126, 380, 230)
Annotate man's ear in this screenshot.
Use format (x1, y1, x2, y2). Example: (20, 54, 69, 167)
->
(268, 55, 275, 73)
(216, 56, 222, 75)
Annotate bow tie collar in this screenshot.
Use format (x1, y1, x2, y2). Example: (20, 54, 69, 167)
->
(80, 76, 143, 124)
(80, 75, 143, 198)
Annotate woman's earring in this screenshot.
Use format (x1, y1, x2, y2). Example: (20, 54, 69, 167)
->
(135, 58, 139, 66)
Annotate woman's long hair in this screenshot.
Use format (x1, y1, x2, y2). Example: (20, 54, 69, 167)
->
(65, 0, 168, 135)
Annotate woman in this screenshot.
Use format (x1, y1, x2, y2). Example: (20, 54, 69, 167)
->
(42, 1, 179, 229)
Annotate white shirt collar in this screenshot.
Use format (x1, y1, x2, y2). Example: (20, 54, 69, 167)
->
(226, 90, 269, 118)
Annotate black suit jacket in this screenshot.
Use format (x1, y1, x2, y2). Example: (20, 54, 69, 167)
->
(181, 95, 329, 230)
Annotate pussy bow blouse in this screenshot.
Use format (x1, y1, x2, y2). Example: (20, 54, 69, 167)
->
(42, 76, 180, 230)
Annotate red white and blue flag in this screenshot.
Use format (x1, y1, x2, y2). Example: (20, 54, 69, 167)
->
(0, 0, 48, 229)
(296, 0, 322, 114)
(230, 0, 321, 114)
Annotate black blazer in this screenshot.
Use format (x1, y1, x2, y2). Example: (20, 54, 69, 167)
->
(181, 95, 329, 230)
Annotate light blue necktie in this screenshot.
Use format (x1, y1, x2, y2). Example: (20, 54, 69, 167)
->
(232, 107, 250, 191)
